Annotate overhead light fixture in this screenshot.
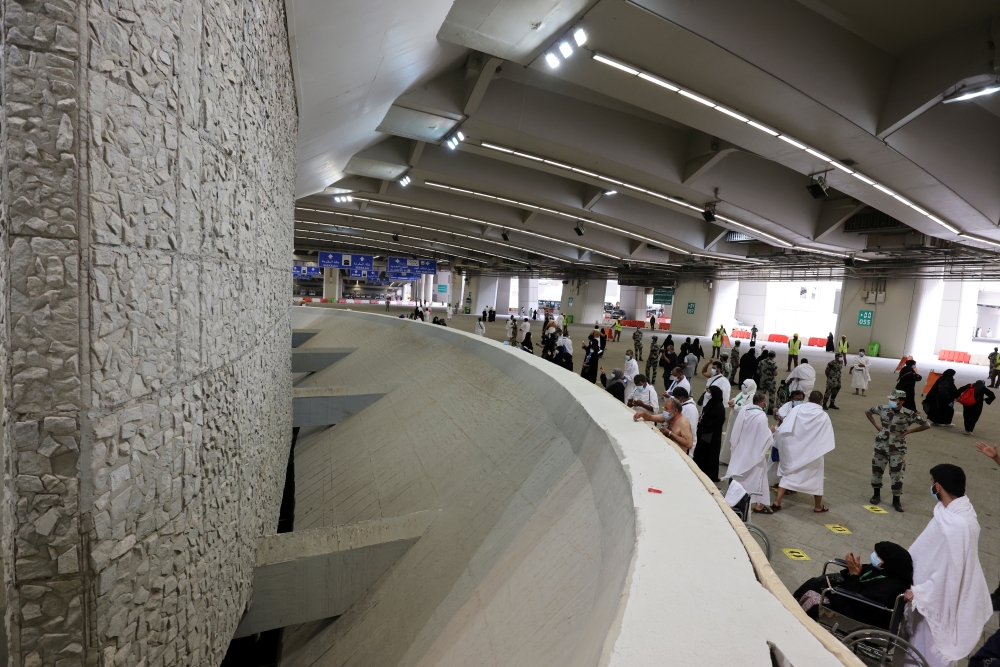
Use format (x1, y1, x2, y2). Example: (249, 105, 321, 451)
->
(590, 50, 965, 237)
(806, 177, 829, 199)
(702, 202, 717, 223)
(501, 230, 510, 241)
(573, 28, 587, 46)
(333, 195, 354, 203)
(558, 42, 573, 58)
(943, 82, 1000, 104)
(959, 233, 1000, 248)
(545, 53, 560, 69)
(574, 224, 585, 236)
(399, 175, 411, 187)
(456, 131, 465, 141)
(604, 190, 617, 195)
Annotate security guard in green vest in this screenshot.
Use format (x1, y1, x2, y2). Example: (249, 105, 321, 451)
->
(711, 328, 723, 359)
(787, 334, 801, 372)
(837, 335, 849, 355)
(613, 318, 622, 342)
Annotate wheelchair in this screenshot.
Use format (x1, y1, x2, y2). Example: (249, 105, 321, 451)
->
(728, 489, 771, 560)
(814, 559, 929, 667)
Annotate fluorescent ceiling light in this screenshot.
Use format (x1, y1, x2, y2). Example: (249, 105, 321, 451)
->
(715, 107, 749, 122)
(827, 160, 853, 174)
(456, 131, 465, 141)
(959, 233, 1000, 248)
(778, 135, 806, 150)
(558, 42, 573, 58)
(746, 121, 779, 136)
(638, 72, 679, 91)
(943, 83, 1000, 104)
(481, 142, 512, 153)
(545, 53, 560, 69)
(678, 90, 715, 107)
(804, 148, 832, 161)
(604, 190, 617, 195)
(592, 53, 639, 75)
(872, 183, 895, 196)
(851, 172, 875, 185)
(573, 28, 587, 46)
(927, 215, 959, 234)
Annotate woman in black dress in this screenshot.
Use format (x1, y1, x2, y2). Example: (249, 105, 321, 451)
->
(957, 379, 995, 434)
(680, 337, 691, 358)
(600, 367, 626, 402)
(693, 385, 726, 482)
(580, 337, 600, 384)
(923, 369, 959, 425)
(894, 360, 922, 411)
(691, 338, 705, 361)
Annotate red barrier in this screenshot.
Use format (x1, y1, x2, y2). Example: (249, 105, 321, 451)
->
(658, 322, 671, 330)
(731, 330, 750, 339)
(807, 337, 826, 347)
(937, 350, 972, 364)
(621, 320, 646, 328)
(767, 334, 789, 343)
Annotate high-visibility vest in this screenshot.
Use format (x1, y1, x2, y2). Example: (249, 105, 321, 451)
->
(837, 340, 849, 353)
(712, 333, 722, 346)
(613, 320, 622, 332)
(789, 338, 801, 354)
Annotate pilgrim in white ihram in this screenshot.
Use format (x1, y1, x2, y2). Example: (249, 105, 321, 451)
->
(725, 399, 773, 509)
(772, 396, 835, 511)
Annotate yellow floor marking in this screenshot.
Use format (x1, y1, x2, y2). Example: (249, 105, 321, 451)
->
(863, 504, 889, 514)
(782, 548, 811, 561)
(825, 523, 852, 534)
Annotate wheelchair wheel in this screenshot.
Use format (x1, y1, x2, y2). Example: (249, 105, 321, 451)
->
(841, 629, 929, 667)
(744, 523, 771, 560)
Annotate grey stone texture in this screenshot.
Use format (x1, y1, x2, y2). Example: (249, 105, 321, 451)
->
(2, 0, 296, 664)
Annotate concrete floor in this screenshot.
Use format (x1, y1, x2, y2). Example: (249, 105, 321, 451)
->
(330, 304, 1000, 644)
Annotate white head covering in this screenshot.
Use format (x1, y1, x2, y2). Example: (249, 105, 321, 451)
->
(774, 402, 835, 473)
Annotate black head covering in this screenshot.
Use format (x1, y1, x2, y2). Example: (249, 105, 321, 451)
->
(706, 384, 723, 408)
(522, 332, 532, 344)
(942, 369, 956, 378)
(874, 541, 913, 587)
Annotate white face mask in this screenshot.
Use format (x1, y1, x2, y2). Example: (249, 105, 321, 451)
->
(792, 400, 802, 407)
(626, 355, 632, 361)
(663, 411, 673, 420)
(859, 351, 865, 357)
(870, 552, 882, 569)
(888, 401, 898, 409)
(710, 368, 718, 376)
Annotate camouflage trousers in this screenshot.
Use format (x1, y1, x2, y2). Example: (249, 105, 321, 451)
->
(634, 343, 643, 361)
(760, 382, 776, 412)
(823, 383, 840, 406)
(872, 440, 906, 496)
(645, 359, 658, 385)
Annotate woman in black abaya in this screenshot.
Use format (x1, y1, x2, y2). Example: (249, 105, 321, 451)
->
(693, 385, 726, 482)
(923, 369, 959, 426)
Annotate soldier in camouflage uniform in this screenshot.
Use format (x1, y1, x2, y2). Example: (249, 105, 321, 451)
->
(822, 353, 843, 410)
(757, 350, 778, 414)
(645, 336, 661, 385)
(864, 389, 931, 512)
(729, 341, 741, 383)
(632, 326, 644, 362)
(719, 353, 731, 382)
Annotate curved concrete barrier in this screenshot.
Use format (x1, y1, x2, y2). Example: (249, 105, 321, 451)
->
(282, 307, 862, 667)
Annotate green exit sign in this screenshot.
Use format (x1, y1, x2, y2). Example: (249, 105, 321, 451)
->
(437, 284, 447, 292)
(687, 302, 696, 315)
(858, 310, 873, 326)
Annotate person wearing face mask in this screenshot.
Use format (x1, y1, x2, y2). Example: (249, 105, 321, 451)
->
(599, 366, 626, 402)
(851, 348, 872, 396)
(865, 390, 931, 512)
(634, 395, 694, 453)
(721, 379, 757, 464)
(623, 349, 640, 398)
(792, 542, 913, 625)
(895, 359, 922, 412)
(664, 367, 691, 398)
(626, 374, 659, 415)
(700, 359, 731, 407)
(774, 389, 806, 426)
(725, 391, 773, 512)
(786, 357, 816, 397)
(672, 387, 700, 444)
(823, 353, 844, 410)
(903, 464, 991, 667)
(693, 385, 726, 481)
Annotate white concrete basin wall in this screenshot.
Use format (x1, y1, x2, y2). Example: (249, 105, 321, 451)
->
(288, 307, 860, 667)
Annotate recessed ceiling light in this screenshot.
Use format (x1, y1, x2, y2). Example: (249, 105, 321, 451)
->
(456, 131, 465, 141)
(545, 53, 560, 69)
(573, 28, 587, 46)
(558, 42, 573, 58)
(604, 190, 617, 195)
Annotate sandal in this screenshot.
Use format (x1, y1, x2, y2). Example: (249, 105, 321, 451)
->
(752, 505, 774, 514)
(813, 506, 830, 513)
(769, 504, 782, 512)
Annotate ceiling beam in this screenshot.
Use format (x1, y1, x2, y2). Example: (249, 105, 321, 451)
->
(464, 55, 504, 116)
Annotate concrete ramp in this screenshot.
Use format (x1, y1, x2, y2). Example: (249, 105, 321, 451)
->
(277, 307, 863, 667)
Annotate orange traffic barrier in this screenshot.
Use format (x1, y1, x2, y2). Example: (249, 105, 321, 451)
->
(807, 337, 826, 347)
(923, 371, 941, 395)
(937, 349, 972, 363)
(894, 356, 913, 371)
(767, 334, 789, 343)
(731, 329, 751, 339)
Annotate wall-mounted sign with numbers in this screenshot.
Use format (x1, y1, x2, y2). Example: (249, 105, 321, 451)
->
(686, 302, 696, 315)
(858, 310, 873, 327)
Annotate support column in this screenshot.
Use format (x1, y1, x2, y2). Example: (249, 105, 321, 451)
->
(422, 274, 434, 303)
(903, 278, 944, 360)
(670, 281, 715, 335)
(561, 279, 607, 325)
(619, 286, 646, 320)
(707, 280, 740, 334)
(323, 268, 342, 301)
(434, 271, 451, 305)
(518, 278, 539, 314)
(471, 276, 499, 316)
(495, 277, 512, 316)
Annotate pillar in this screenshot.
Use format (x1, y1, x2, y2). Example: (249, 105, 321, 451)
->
(471, 275, 499, 316)
(561, 278, 607, 325)
(495, 277, 512, 315)
(518, 277, 538, 314)
(434, 271, 451, 305)
(707, 280, 740, 334)
(619, 286, 647, 320)
(323, 268, 342, 301)
(670, 281, 715, 335)
(903, 278, 944, 360)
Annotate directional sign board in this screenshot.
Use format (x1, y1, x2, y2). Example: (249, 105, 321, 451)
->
(292, 265, 321, 279)
(388, 256, 436, 275)
(858, 310, 873, 327)
(349, 269, 381, 279)
(318, 253, 374, 270)
(385, 271, 421, 281)
(653, 287, 674, 305)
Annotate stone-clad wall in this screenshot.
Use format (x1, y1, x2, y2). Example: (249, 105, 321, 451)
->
(1, 0, 296, 664)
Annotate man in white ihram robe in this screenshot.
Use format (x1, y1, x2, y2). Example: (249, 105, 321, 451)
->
(771, 391, 834, 512)
(901, 464, 991, 667)
(725, 392, 773, 512)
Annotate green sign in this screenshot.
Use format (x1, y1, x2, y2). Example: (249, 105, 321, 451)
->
(437, 284, 447, 293)
(858, 310, 873, 327)
(686, 302, 696, 315)
(653, 287, 674, 305)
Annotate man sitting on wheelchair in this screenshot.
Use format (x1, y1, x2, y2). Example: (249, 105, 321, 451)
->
(792, 541, 913, 627)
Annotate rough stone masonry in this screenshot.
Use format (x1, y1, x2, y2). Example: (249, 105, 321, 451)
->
(1, 0, 297, 664)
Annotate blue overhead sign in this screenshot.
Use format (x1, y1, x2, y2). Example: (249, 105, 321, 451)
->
(385, 271, 421, 281)
(292, 265, 321, 278)
(318, 252, 374, 270)
(349, 269, 380, 279)
(387, 256, 436, 275)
